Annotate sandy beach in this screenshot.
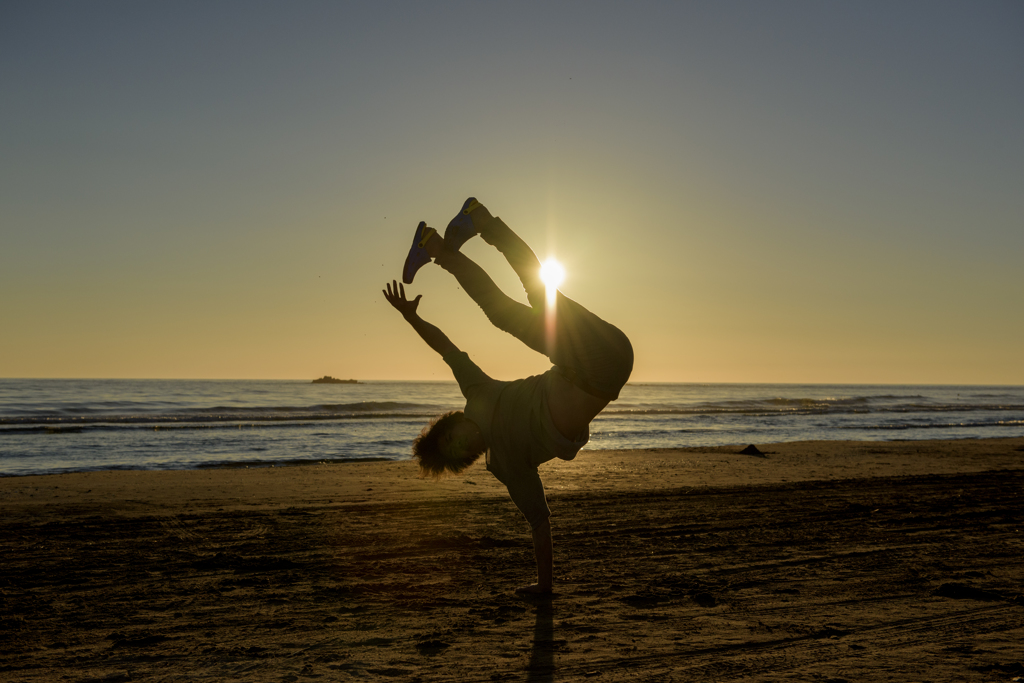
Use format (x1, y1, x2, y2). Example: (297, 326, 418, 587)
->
(2, 437, 1022, 682)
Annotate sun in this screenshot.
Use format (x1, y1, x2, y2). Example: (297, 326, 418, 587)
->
(539, 258, 565, 290)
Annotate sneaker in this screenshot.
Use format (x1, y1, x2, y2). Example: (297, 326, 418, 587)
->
(402, 221, 436, 284)
(444, 197, 486, 251)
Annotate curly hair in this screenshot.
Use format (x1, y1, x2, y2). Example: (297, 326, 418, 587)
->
(412, 410, 483, 479)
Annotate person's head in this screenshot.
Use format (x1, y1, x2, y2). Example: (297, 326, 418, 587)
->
(412, 410, 486, 479)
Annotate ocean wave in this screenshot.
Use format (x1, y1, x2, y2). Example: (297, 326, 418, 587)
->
(603, 402, 1024, 417)
(0, 409, 450, 430)
(0, 401, 445, 422)
(0, 454, 410, 477)
(4, 400, 1022, 430)
(0, 413, 438, 432)
(6, 389, 1023, 425)
(197, 401, 430, 414)
(837, 419, 1024, 430)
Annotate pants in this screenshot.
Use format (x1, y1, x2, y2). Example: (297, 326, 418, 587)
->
(436, 218, 633, 401)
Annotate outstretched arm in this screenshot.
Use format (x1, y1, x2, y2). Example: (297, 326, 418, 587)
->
(383, 280, 459, 358)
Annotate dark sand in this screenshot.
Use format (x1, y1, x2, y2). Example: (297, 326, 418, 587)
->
(2, 438, 1023, 681)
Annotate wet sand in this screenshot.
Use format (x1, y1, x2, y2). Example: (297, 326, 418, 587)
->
(2, 437, 1023, 681)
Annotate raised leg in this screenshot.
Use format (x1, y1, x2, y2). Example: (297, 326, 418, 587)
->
(480, 217, 546, 310)
(434, 202, 634, 402)
(474, 218, 633, 402)
(427, 234, 547, 355)
(455, 202, 547, 310)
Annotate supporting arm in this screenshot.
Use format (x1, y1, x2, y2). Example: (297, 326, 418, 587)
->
(516, 518, 553, 594)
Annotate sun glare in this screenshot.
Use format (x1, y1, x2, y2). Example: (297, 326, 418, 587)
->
(540, 258, 564, 353)
(539, 259, 565, 290)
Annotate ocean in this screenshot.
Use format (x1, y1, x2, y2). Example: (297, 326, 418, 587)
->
(1, 379, 1022, 477)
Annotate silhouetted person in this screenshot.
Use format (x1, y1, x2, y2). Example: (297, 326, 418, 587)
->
(384, 198, 633, 594)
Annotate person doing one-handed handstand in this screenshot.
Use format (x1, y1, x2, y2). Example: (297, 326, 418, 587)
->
(383, 198, 633, 594)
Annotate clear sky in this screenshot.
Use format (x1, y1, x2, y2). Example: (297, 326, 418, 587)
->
(2, 1, 1021, 384)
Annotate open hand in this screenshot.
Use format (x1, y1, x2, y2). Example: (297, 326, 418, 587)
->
(383, 280, 421, 319)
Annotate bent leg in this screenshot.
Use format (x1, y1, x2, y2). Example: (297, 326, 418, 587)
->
(433, 207, 633, 401)
(548, 292, 634, 401)
(480, 217, 547, 309)
(477, 216, 634, 401)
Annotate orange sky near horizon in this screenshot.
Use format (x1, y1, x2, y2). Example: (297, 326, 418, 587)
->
(2, 2, 1022, 385)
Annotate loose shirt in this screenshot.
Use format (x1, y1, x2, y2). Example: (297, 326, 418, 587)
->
(443, 351, 589, 529)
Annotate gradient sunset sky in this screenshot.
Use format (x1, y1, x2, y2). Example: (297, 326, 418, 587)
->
(2, 2, 1021, 384)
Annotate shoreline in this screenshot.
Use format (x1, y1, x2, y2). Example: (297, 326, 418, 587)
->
(3, 433, 1023, 480)
(2, 437, 1022, 681)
